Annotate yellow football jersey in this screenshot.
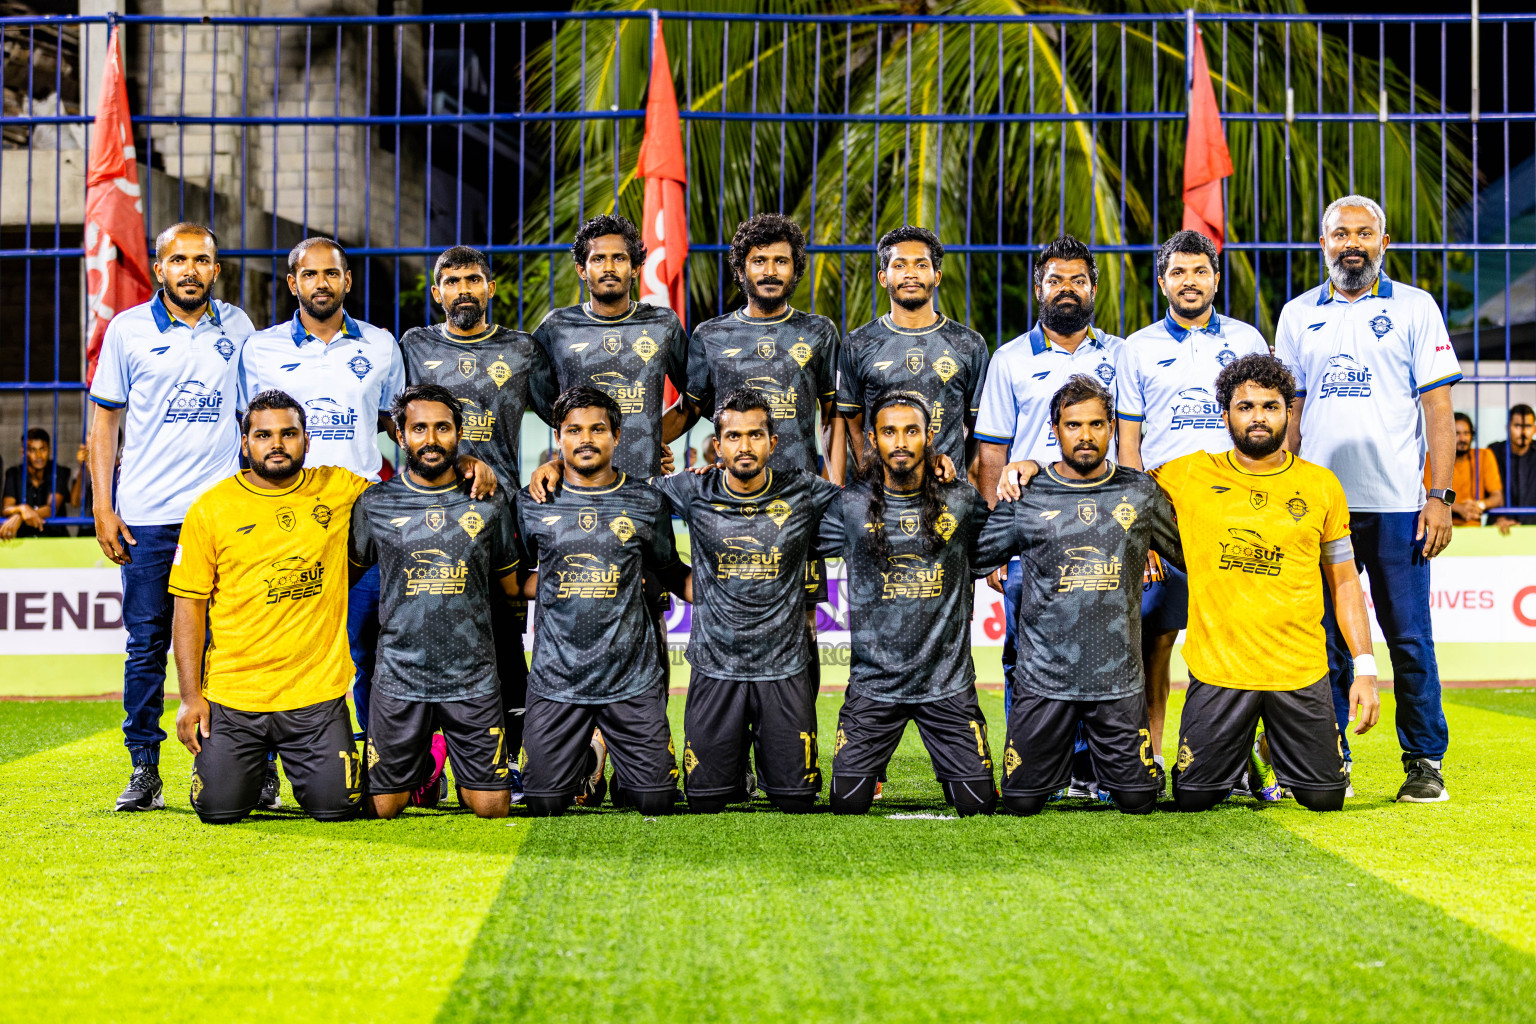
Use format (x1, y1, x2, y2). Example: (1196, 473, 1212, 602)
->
(1152, 450, 1350, 691)
(168, 466, 371, 712)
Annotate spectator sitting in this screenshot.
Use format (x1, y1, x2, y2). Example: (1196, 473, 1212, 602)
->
(1, 427, 71, 539)
(1424, 412, 1502, 526)
(1491, 403, 1536, 533)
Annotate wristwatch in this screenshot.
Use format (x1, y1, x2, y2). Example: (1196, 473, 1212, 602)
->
(1427, 488, 1456, 507)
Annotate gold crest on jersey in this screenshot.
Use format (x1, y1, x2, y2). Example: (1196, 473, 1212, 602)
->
(936, 509, 958, 543)
(1177, 741, 1195, 772)
(905, 348, 925, 375)
(789, 341, 812, 367)
(633, 333, 658, 362)
(603, 330, 622, 355)
(458, 356, 477, 379)
(899, 511, 920, 536)
(425, 506, 446, 532)
(190, 771, 204, 801)
(1112, 499, 1136, 532)
(610, 512, 636, 544)
(1004, 742, 1022, 778)
(767, 498, 792, 527)
(1077, 498, 1097, 525)
(933, 353, 959, 384)
(756, 337, 776, 360)
(833, 728, 848, 757)
(366, 739, 380, 769)
(578, 507, 598, 533)
(683, 745, 699, 775)
(458, 508, 485, 540)
(487, 356, 512, 388)
(741, 504, 758, 519)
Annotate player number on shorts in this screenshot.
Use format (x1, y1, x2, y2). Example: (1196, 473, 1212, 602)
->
(337, 750, 361, 791)
(799, 731, 817, 770)
(1138, 729, 1153, 767)
(489, 726, 509, 777)
(968, 721, 988, 760)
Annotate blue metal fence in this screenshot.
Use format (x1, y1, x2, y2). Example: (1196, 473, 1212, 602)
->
(1, 9, 1532, 525)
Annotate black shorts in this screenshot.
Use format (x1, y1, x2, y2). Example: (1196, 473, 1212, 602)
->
(832, 688, 994, 784)
(191, 696, 360, 824)
(803, 558, 828, 607)
(1173, 676, 1347, 794)
(1001, 690, 1156, 799)
(366, 689, 511, 793)
(683, 668, 821, 798)
(492, 601, 529, 746)
(523, 690, 677, 799)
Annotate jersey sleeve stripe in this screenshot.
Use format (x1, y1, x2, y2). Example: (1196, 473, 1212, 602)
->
(1294, 388, 1308, 398)
(167, 584, 210, 599)
(88, 393, 127, 410)
(835, 400, 862, 412)
(973, 430, 1012, 445)
(1321, 536, 1354, 564)
(1416, 372, 1463, 395)
(1116, 412, 1145, 423)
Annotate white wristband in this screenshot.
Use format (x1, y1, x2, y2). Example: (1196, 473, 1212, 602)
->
(1353, 653, 1378, 678)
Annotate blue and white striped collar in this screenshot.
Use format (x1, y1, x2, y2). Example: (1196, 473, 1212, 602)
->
(290, 310, 361, 346)
(1026, 322, 1111, 356)
(1317, 271, 1395, 305)
(149, 290, 223, 332)
(1162, 310, 1224, 343)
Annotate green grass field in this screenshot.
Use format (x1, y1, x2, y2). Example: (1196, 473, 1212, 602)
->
(3, 688, 1535, 1023)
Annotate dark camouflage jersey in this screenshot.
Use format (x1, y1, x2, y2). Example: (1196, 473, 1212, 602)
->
(814, 478, 992, 703)
(686, 307, 840, 473)
(653, 467, 840, 680)
(835, 314, 991, 468)
(531, 302, 689, 479)
(348, 473, 522, 702)
(518, 473, 678, 703)
(973, 462, 1183, 702)
(399, 323, 552, 491)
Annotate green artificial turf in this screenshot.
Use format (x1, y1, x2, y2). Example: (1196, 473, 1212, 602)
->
(1, 690, 1533, 1023)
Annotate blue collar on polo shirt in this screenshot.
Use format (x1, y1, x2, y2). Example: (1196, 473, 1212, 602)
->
(148, 290, 224, 332)
(1026, 322, 1111, 356)
(1318, 270, 1395, 305)
(1161, 310, 1225, 343)
(289, 310, 362, 346)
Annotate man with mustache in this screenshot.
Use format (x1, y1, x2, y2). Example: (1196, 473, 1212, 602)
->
(836, 226, 990, 478)
(87, 222, 256, 813)
(168, 390, 372, 823)
(1422, 413, 1502, 527)
(973, 374, 1182, 815)
(816, 391, 997, 817)
(516, 387, 689, 816)
(400, 245, 550, 797)
(349, 384, 525, 820)
(1113, 230, 1269, 792)
(1275, 195, 1461, 803)
(972, 235, 1122, 798)
(651, 387, 841, 814)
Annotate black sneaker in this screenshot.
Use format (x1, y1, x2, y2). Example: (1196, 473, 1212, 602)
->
(258, 763, 283, 811)
(114, 764, 165, 812)
(1396, 758, 1449, 803)
(1153, 763, 1167, 797)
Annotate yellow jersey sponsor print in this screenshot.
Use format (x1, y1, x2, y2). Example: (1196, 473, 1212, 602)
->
(1056, 546, 1123, 592)
(168, 466, 370, 713)
(554, 553, 622, 598)
(1151, 450, 1350, 691)
(880, 553, 945, 599)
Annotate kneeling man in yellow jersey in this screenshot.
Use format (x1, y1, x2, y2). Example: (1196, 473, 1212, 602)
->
(1149, 353, 1381, 812)
(169, 390, 372, 823)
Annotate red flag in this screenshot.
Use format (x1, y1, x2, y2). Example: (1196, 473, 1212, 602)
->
(84, 27, 152, 385)
(636, 19, 688, 404)
(1180, 26, 1233, 251)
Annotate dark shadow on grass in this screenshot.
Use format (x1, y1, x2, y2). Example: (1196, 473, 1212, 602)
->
(1443, 688, 1536, 723)
(0, 701, 123, 766)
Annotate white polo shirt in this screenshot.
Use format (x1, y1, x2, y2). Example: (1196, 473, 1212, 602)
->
(1274, 272, 1462, 512)
(974, 323, 1123, 462)
(1116, 311, 1271, 471)
(88, 292, 255, 525)
(239, 312, 405, 481)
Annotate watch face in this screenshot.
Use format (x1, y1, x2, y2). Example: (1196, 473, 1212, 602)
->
(1436, 489, 1456, 506)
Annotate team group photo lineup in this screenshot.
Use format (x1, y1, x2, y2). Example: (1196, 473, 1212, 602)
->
(82, 188, 1471, 823)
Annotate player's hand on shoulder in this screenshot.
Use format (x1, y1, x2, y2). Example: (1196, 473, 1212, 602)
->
(176, 694, 212, 754)
(933, 452, 958, 484)
(996, 460, 1041, 503)
(528, 457, 563, 504)
(460, 456, 499, 499)
(660, 446, 676, 475)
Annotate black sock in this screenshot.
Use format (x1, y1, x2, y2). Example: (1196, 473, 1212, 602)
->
(830, 775, 877, 815)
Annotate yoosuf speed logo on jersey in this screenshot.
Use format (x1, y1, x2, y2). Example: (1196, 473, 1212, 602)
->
(591, 371, 644, 413)
(880, 553, 944, 599)
(404, 549, 468, 595)
(304, 397, 358, 440)
(747, 376, 798, 419)
(264, 556, 325, 603)
(1056, 546, 1122, 592)
(460, 398, 496, 440)
(554, 553, 620, 598)
(1217, 528, 1284, 576)
(1317, 354, 1372, 398)
(716, 536, 783, 580)
(164, 380, 223, 424)
(1169, 387, 1222, 430)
